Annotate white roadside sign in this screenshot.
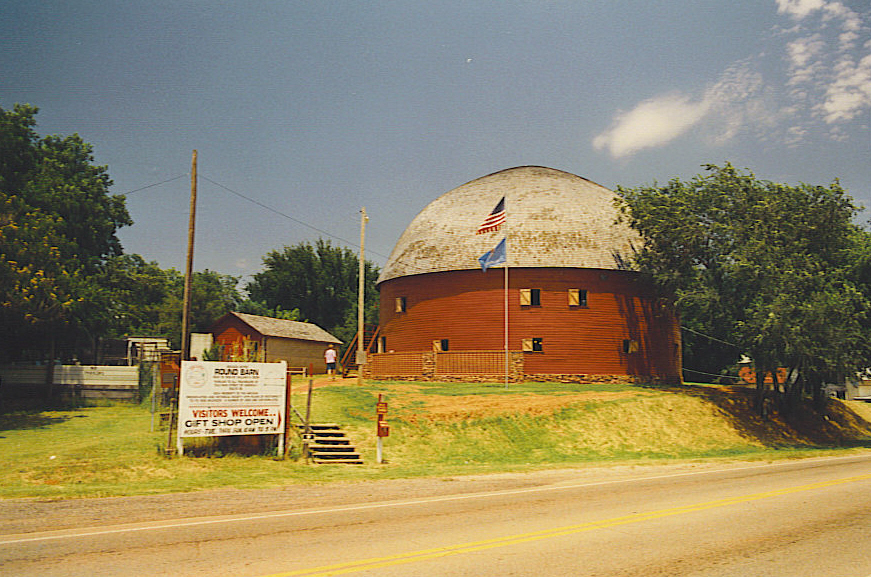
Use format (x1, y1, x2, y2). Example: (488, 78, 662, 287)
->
(177, 361, 286, 447)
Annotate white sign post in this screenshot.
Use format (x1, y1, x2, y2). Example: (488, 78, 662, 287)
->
(177, 360, 287, 456)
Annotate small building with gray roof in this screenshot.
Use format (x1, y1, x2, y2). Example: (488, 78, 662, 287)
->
(210, 312, 341, 373)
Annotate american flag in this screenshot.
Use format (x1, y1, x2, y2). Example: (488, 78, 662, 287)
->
(476, 197, 505, 234)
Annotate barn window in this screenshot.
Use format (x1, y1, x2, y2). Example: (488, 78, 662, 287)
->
(395, 296, 407, 313)
(568, 289, 588, 307)
(520, 288, 541, 306)
(622, 339, 639, 354)
(378, 336, 386, 353)
(433, 339, 449, 352)
(522, 337, 543, 352)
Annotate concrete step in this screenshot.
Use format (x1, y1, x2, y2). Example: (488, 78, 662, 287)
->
(310, 450, 363, 463)
(309, 444, 355, 452)
(296, 424, 347, 437)
(298, 423, 363, 464)
(309, 438, 351, 446)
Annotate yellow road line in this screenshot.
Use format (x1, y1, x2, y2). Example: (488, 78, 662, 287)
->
(264, 472, 871, 577)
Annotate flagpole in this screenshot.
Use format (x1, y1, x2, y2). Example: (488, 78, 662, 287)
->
(504, 258, 509, 389)
(475, 196, 509, 388)
(504, 199, 509, 390)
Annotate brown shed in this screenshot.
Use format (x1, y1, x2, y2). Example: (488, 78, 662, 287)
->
(372, 166, 682, 383)
(211, 312, 342, 373)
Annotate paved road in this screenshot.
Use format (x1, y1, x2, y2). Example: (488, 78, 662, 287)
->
(3, 454, 871, 576)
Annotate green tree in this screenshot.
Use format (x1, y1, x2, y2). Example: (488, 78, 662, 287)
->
(616, 163, 870, 411)
(155, 269, 242, 348)
(90, 259, 244, 352)
(0, 104, 38, 196)
(236, 299, 300, 321)
(0, 104, 131, 363)
(246, 239, 380, 345)
(95, 254, 175, 338)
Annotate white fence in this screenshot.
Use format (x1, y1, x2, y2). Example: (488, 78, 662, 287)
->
(0, 365, 141, 400)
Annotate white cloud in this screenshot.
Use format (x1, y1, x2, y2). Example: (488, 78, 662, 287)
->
(594, 0, 869, 157)
(820, 48, 871, 122)
(785, 124, 808, 146)
(776, 0, 825, 19)
(781, 2, 871, 129)
(593, 62, 765, 158)
(592, 94, 710, 158)
(703, 62, 772, 144)
(786, 34, 825, 73)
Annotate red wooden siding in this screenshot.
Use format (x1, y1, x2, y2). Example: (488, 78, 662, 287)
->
(377, 268, 681, 381)
(211, 316, 261, 361)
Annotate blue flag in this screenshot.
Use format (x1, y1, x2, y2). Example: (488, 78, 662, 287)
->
(479, 237, 507, 271)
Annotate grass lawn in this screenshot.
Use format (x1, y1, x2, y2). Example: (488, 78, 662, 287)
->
(2, 379, 870, 499)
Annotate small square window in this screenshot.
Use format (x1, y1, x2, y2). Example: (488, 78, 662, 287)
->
(432, 339, 449, 352)
(622, 339, 639, 354)
(395, 296, 407, 313)
(520, 288, 541, 306)
(522, 338, 543, 352)
(568, 289, 588, 307)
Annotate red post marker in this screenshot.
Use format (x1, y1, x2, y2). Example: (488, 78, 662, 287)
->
(376, 394, 388, 462)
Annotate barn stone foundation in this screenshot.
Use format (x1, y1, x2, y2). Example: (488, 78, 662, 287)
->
(362, 352, 663, 385)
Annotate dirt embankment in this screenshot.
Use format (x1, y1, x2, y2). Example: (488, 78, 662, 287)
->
(379, 382, 871, 447)
(306, 378, 871, 447)
(397, 390, 653, 422)
(653, 385, 871, 447)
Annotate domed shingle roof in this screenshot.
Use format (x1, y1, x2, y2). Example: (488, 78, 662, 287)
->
(377, 166, 639, 284)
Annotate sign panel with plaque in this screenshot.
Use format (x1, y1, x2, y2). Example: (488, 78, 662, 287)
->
(177, 361, 286, 439)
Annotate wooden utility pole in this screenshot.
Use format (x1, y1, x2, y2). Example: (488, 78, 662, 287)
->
(167, 150, 197, 455)
(181, 150, 197, 361)
(357, 207, 368, 386)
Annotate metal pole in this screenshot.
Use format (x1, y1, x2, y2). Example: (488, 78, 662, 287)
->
(150, 364, 157, 432)
(283, 371, 292, 459)
(165, 373, 178, 455)
(504, 198, 510, 389)
(505, 263, 509, 389)
(357, 207, 368, 386)
(303, 377, 313, 463)
(376, 393, 383, 464)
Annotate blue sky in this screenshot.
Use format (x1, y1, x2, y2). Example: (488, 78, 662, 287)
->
(2, 0, 869, 284)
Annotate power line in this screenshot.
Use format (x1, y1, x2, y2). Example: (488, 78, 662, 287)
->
(116, 172, 486, 279)
(680, 325, 741, 348)
(121, 172, 486, 278)
(199, 174, 385, 256)
(682, 367, 743, 381)
(199, 174, 437, 276)
(117, 174, 188, 196)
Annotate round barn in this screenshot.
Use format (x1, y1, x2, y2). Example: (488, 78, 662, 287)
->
(371, 166, 682, 383)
